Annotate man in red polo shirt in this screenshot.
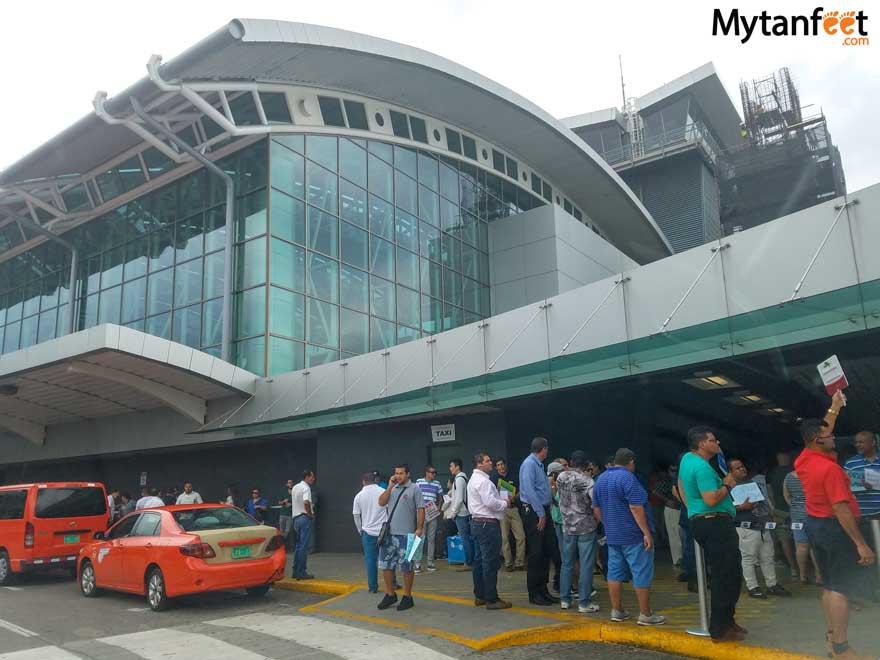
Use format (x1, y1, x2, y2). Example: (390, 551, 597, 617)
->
(795, 391, 876, 660)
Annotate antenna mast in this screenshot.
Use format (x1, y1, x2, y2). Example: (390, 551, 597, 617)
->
(619, 54, 626, 110)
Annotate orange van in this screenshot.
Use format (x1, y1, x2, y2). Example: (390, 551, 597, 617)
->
(0, 482, 110, 584)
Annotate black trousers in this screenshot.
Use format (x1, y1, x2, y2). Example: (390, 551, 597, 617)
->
(691, 515, 742, 639)
(523, 505, 554, 598)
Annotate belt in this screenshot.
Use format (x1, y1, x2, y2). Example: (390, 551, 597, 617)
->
(690, 512, 732, 520)
(471, 517, 500, 524)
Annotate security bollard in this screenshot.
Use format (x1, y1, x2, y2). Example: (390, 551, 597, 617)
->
(686, 538, 711, 637)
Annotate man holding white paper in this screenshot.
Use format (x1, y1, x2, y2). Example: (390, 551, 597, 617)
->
(377, 464, 424, 612)
(468, 452, 513, 610)
(730, 458, 791, 599)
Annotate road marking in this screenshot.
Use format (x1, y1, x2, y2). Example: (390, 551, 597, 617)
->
(99, 628, 268, 660)
(125, 607, 150, 612)
(209, 614, 459, 660)
(0, 647, 81, 659)
(2, 586, 22, 591)
(0, 618, 37, 638)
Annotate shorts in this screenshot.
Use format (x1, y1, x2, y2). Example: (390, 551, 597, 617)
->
(792, 525, 808, 544)
(607, 543, 654, 589)
(377, 534, 414, 573)
(806, 516, 872, 598)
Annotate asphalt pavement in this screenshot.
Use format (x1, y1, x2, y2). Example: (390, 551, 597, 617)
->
(0, 570, 691, 660)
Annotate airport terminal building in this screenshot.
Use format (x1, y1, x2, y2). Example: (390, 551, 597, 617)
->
(1, 20, 877, 550)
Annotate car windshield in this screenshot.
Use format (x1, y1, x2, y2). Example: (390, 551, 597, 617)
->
(172, 507, 258, 532)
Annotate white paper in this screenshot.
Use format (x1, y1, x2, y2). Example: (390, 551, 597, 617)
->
(865, 469, 880, 489)
(730, 482, 765, 506)
(405, 533, 423, 562)
(498, 489, 510, 501)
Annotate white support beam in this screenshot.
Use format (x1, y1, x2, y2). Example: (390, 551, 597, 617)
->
(0, 414, 46, 446)
(67, 361, 206, 425)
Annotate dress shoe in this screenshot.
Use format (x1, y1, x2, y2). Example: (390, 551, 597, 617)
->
(474, 598, 487, 606)
(487, 599, 512, 610)
(541, 592, 560, 604)
(711, 628, 746, 643)
(733, 622, 748, 635)
(504, 565, 515, 572)
(528, 595, 553, 606)
(455, 565, 472, 572)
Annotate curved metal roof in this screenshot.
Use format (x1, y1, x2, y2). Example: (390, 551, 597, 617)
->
(1, 19, 671, 262)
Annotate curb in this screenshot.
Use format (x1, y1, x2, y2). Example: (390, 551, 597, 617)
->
(275, 578, 822, 660)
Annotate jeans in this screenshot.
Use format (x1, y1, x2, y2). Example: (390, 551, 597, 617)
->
(293, 515, 313, 578)
(472, 519, 502, 602)
(456, 515, 474, 565)
(560, 531, 597, 605)
(361, 531, 379, 592)
(420, 516, 439, 563)
(523, 505, 554, 597)
(679, 505, 695, 579)
(691, 516, 743, 639)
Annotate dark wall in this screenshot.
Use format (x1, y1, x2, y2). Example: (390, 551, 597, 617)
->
(314, 411, 507, 553)
(0, 434, 317, 512)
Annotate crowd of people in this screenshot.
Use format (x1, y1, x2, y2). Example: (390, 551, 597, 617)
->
(103, 390, 879, 658)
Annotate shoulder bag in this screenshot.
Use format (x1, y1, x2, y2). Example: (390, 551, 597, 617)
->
(377, 485, 407, 546)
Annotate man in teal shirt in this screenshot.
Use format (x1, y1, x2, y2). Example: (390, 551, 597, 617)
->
(678, 426, 742, 643)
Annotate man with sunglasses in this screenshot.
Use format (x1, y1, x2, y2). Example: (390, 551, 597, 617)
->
(796, 391, 875, 660)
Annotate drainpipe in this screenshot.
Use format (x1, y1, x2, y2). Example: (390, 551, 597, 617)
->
(1, 209, 77, 335)
(128, 97, 235, 364)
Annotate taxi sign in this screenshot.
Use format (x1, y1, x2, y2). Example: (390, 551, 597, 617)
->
(817, 355, 848, 395)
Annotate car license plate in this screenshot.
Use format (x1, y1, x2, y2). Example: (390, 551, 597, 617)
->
(63, 534, 79, 544)
(232, 546, 251, 559)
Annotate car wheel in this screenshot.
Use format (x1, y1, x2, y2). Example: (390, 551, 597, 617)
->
(0, 550, 14, 586)
(245, 585, 270, 597)
(80, 561, 99, 597)
(146, 568, 170, 611)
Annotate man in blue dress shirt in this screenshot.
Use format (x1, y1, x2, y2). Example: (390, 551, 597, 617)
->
(519, 436, 559, 605)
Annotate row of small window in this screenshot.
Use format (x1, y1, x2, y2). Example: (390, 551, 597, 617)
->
(270, 135, 545, 226)
(234, 292, 486, 376)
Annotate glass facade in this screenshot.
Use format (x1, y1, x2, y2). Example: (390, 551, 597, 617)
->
(0, 134, 548, 377)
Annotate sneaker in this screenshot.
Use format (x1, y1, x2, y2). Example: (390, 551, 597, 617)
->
(560, 601, 571, 610)
(578, 602, 600, 614)
(486, 599, 512, 610)
(610, 609, 631, 622)
(427, 563, 437, 572)
(637, 612, 666, 626)
(790, 568, 800, 579)
(414, 564, 422, 574)
(767, 584, 791, 597)
(377, 593, 398, 610)
(397, 595, 414, 611)
(748, 587, 768, 599)
(590, 589, 598, 599)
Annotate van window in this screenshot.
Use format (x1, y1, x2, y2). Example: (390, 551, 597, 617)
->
(34, 487, 107, 518)
(0, 490, 28, 519)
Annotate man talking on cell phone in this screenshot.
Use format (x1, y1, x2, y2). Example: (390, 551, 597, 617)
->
(796, 390, 876, 660)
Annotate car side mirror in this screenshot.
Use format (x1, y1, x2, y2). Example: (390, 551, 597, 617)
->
(93, 531, 105, 540)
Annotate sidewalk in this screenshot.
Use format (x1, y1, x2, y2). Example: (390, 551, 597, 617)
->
(279, 553, 879, 659)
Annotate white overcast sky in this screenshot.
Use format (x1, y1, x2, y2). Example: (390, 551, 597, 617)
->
(1, 0, 877, 191)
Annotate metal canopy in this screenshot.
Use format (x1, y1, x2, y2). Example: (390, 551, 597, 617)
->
(0, 325, 257, 444)
(0, 19, 672, 264)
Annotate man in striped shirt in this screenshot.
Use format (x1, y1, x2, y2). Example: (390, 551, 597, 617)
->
(415, 465, 444, 572)
(844, 432, 880, 519)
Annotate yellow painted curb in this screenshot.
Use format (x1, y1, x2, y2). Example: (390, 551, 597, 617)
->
(275, 578, 356, 596)
(276, 578, 822, 660)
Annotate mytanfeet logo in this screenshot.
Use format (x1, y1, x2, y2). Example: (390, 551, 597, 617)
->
(713, 7, 869, 45)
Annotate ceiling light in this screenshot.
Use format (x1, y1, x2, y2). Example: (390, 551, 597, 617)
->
(742, 394, 763, 402)
(703, 376, 729, 386)
(768, 407, 785, 414)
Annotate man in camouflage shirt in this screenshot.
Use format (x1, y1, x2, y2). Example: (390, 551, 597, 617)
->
(555, 451, 600, 612)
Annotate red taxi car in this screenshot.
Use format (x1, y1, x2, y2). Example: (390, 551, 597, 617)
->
(78, 504, 285, 610)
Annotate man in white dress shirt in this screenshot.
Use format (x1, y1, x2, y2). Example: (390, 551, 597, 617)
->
(467, 452, 513, 610)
